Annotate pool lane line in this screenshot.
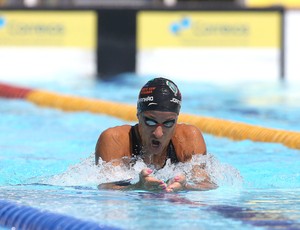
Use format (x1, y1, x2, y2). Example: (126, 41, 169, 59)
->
(140, 192, 300, 229)
(0, 199, 121, 230)
(1, 82, 300, 150)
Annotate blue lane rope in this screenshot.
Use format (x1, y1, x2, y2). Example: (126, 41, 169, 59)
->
(0, 200, 121, 230)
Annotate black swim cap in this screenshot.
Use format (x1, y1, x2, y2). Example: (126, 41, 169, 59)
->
(137, 77, 182, 114)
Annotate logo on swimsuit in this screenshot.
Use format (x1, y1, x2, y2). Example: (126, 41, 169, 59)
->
(138, 96, 154, 103)
(170, 98, 181, 105)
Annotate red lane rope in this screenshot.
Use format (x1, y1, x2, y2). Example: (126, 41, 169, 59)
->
(0, 83, 33, 99)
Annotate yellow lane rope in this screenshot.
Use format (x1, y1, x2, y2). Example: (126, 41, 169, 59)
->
(25, 89, 300, 150)
(26, 90, 137, 121)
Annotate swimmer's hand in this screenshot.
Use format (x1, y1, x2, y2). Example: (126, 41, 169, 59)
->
(165, 174, 187, 192)
(135, 168, 167, 191)
(97, 169, 217, 192)
(165, 174, 218, 192)
(97, 168, 167, 191)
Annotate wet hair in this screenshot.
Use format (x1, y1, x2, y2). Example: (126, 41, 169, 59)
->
(137, 77, 182, 114)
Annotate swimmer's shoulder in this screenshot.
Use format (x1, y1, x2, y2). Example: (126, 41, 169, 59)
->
(102, 125, 132, 136)
(98, 124, 132, 145)
(174, 123, 204, 140)
(172, 123, 206, 161)
(95, 125, 132, 162)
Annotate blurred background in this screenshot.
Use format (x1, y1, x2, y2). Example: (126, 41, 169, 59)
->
(0, 0, 299, 83)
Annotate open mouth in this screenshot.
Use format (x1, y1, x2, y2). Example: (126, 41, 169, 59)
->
(151, 139, 161, 148)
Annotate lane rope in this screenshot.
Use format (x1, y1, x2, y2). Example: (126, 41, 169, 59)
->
(0, 199, 121, 230)
(1, 82, 300, 150)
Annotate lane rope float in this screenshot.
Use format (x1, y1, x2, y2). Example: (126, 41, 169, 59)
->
(1, 82, 300, 150)
(0, 199, 121, 230)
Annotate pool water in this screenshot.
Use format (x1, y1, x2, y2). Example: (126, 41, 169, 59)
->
(0, 74, 300, 229)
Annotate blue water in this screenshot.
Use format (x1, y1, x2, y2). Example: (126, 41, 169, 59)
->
(0, 74, 300, 229)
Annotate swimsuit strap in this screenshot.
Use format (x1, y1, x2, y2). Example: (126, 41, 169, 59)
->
(166, 141, 179, 164)
(130, 124, 142, 157)
(130, 125, 179, 166)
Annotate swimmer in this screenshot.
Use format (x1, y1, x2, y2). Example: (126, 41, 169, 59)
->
(95, 77, 217, 192)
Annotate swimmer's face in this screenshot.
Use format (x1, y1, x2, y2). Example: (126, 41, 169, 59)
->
(137, 110, 178, 156)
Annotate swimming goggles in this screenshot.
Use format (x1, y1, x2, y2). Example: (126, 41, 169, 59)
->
(143, 116, 176, 128)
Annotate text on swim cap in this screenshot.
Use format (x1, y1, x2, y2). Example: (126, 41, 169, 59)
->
(170, 98, 181, 105)
(140, 87, 156, 95)
(138, 96, 154, 103)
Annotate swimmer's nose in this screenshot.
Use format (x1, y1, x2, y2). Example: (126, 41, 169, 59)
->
(153, 125, 163, 138)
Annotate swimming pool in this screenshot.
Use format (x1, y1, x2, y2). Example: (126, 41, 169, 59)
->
(1, 74, 300, 229)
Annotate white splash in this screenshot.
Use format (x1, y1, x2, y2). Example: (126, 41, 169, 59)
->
(42, 153, 243, 188)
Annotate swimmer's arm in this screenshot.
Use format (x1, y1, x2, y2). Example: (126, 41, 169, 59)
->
(186, 166, 218, 191)
(98, 179, 136, 190)
(165, 166, 217, 192)
(98, 169, 168, 191)
(185, 180, 218, 191)
(166, 178, 218, 192)
(98, 179, 150, 191)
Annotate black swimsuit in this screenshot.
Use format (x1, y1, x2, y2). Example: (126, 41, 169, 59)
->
(130, 125, 179, 167)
